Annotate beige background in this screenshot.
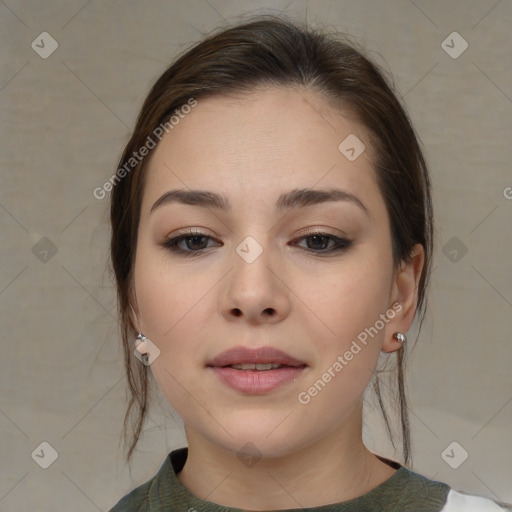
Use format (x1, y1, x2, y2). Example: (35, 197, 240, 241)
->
(1, 0, 511, 509)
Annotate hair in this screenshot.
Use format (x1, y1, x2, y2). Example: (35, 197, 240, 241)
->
(110, 14, 433, 467)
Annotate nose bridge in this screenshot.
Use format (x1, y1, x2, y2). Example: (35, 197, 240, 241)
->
(220, 231, 290, 323)
(232, 232, 275, 296)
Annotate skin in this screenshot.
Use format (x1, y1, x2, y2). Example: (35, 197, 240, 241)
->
(131, 86, 425, 510)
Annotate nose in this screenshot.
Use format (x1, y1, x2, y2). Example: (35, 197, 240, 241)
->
(219, 238, 291, 325)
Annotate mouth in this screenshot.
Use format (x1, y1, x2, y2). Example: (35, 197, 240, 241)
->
(206, 346, 307, 394)
(228, 362, 300, 371)
(206, 345, 307, 369)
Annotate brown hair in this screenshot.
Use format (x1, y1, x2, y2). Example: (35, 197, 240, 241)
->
(110, 15, 433, 467)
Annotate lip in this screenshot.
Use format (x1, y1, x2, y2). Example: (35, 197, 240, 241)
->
(207, 346, 306, 367)
(207, 346, 307, 394)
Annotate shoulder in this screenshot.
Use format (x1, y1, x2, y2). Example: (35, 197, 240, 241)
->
(107, 480, 151, 512)
(380, 466, 450, 510)
(107, 453, 175, 512)
(441, 490, 512, 512)
(381, 465, 511, 512)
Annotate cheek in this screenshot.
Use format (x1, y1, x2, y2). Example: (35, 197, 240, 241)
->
(133, 248, 216, 368)
(296, 268, 391, 422)
(297, 249, 394, 411)
(307, 253, 393, 346)
(134, 265, 178, 339)
(133, 255, 210, 417)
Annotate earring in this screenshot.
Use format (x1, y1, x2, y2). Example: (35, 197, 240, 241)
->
(134, 333, 149, 365)
(135, 332, 146, 344)
(394, 332, 407, 344)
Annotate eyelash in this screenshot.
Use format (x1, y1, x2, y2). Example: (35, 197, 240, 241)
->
(160, 229, 353, 257)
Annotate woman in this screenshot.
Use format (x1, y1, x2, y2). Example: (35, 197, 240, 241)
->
(107, 15, 511, 511)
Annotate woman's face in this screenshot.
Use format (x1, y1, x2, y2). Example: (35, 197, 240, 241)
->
(132, 87, 415, 458)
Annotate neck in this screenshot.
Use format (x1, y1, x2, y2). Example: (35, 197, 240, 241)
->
(177, 408, 397, 510)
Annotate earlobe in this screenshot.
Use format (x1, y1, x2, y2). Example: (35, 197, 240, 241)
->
(128, 290, 151, 359)
(382, 331, 408, 353)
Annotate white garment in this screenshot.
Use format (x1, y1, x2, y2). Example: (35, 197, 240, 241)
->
(441, 490, 511, 511)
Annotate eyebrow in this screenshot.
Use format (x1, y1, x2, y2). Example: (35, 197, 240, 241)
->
(150, 187, 370, 217)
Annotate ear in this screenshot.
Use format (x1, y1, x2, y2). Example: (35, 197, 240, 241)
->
(382, 244, 425, 353)
(128, 287, 141, 333)
(129, 289, 149, 357)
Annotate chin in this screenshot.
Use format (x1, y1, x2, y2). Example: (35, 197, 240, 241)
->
(195, 415, 312, 460)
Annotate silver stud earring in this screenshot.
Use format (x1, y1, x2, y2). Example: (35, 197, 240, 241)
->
(135, 332, 146, 344)
(394, 332, 407, 343)
(134, 333, 149, 364)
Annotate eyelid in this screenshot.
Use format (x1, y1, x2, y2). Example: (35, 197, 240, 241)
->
(162, 227, 216, 242)
(294, 226, 348, 238)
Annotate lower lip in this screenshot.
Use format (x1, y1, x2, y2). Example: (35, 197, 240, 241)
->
(209, 366, 306, 394)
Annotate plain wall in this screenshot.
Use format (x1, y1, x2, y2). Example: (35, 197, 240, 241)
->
(1, 1, 511, 509)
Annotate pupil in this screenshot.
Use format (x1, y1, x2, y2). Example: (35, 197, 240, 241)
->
(188, 235, 207, 250)
(308, 235, 328, 250)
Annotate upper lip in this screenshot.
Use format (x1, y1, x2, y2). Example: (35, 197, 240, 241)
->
(207, 346, 307, 367)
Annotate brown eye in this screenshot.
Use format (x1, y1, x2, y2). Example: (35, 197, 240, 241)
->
(291, 231, 353, 254)
(161, 231, 220, 256)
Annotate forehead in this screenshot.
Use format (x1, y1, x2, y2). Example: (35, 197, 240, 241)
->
(141, 86, 385, 217)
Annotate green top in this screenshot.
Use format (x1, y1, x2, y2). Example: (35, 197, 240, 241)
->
(109, 447, 453, 511)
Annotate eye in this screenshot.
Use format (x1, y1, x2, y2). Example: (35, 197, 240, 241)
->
(160, 230, 220, 257)
(160, 229, 353, 257)
(291, 230, 353, 254)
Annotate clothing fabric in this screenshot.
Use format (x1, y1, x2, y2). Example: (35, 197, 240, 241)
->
(108, 447, 511, 512)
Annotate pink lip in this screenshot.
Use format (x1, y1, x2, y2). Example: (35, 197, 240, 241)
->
(206, 346, 307, 394)
(207, 346, 306, 367)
